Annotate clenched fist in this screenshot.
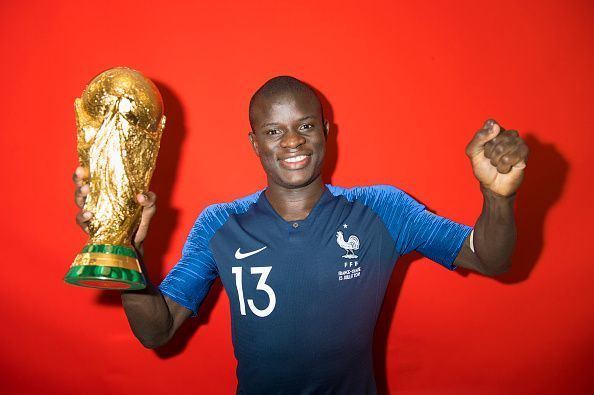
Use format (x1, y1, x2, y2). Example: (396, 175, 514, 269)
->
(466, 119, 529, 197)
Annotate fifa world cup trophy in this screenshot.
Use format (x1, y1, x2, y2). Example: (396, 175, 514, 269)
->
(64, 67, 165, 290)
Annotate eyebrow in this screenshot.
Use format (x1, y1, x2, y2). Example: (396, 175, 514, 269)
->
(260, 116, 316, 128)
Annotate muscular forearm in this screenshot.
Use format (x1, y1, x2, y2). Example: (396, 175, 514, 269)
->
(121, 256, 174, 349)
(471, 186, 517, 275)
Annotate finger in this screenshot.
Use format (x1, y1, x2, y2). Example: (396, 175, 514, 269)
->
(137, 191, 157, 208)
(74, 184, 90, 208)
(496, 144, 530, 173)
(486, 138, 519, 164)
(72, 166, 89, 186)
(495, 147, 522, 174)
(134, 192, 157, 245)
(491, 138, 528, 165)
(490, 129, 518, 147)
(484, 131, 520, 159)
(76, 211, 92, 233)
(76, 210, 92, 224)
(517, 143, 529, 164)
(484, 139, 496, 158)
(465, 119, 501, 158)
(512, 144, 529, 169)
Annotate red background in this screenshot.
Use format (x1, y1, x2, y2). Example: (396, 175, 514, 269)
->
(1, 0, 592, 394)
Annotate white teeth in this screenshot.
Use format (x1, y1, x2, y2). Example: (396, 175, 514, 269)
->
(283, 155, 307, 163)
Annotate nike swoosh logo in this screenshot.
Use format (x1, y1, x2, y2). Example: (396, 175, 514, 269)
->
(235, 246, 267, 260)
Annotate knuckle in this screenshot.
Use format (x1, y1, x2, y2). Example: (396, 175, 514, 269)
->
(145, 191, 157, 202)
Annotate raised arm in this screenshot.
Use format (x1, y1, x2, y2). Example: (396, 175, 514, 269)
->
(73, 166, 192, 348)
(453, 120, 529, 276)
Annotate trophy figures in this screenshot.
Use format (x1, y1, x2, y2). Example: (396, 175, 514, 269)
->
(64, 67, 165, 290)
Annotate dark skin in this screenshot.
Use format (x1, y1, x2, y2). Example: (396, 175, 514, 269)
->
(74, 169, 190, 348)
(248, 90, 329, 220)
(454, 121, 529, 274)
(73, 90, 528, 347)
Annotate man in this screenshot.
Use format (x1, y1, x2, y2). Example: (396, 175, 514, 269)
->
(73, 76, 528, 394)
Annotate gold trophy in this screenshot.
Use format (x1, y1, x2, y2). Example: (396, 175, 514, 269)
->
(64, 67, 165, 290)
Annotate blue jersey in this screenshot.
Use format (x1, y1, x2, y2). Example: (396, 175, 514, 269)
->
(159, 185, 471, 394)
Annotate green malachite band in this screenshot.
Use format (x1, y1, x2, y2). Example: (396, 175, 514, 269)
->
(64, 265, 146, 290)
(82, 244, 137, 258)
(65, 244, 145, 290)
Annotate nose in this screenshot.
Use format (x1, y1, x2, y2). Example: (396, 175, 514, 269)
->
(280, 129, 306, 149)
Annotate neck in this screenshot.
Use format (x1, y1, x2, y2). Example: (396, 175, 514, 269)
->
(265, 176, 325, 221)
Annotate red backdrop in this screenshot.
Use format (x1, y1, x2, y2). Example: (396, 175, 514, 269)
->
(1, 0, 592, 394)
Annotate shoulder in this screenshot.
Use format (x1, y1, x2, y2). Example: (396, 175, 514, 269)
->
(327, 184, 415, 207)
(188, 190, 263, 239)
(327, 184, 425, 228)
(200, 190, 262, 220)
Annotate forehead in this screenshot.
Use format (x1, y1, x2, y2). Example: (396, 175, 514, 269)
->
(251, 91, 322, 128)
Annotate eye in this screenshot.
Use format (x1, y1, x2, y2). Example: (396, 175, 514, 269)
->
(266, 129, 281, 135)
(299, 123, 314, 131)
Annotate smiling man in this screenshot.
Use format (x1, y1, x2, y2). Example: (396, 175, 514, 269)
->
(74, 76, 528, 394)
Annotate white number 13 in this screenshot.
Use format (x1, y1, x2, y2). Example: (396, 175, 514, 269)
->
(231, 266, 276, 317)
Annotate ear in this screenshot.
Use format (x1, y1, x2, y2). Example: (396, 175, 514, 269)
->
(323, 119, 330, 140)
(248, 132, 260, 157)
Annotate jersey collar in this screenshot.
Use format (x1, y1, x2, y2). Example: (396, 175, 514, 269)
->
(257, 185, 334, 228)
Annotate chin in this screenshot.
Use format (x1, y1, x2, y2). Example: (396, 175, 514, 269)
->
(275, 171, 321, 189)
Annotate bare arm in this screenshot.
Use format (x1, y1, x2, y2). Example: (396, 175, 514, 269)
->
(453, 120, 529, 276)
(73, 167, 191, 348)
(454, 187, 516, 275)
(120, 275, 192, 349)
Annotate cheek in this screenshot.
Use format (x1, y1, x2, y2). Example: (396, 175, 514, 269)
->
(313, 140, 326, 163)
(258, 148, 278, 170)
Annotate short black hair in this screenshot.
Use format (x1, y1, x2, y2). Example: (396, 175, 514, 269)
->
(249, 76, 322, 129)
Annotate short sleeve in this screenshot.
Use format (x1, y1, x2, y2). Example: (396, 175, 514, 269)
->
(392, 190, 472, 270)
(329, 185, 472, 270)
(159, 207, 220, 316)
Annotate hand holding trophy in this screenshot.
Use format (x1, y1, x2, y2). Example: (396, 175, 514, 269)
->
(65, 67, 165, 290)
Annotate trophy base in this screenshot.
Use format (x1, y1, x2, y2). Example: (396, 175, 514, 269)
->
(65, 244, 146, 290)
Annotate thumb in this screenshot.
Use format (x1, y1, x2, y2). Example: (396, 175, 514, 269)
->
(465, 119, 501, 159)
(134, 192, 157, 246)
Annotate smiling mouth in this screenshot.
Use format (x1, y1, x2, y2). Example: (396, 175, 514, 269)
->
(283, 155, 308, 163)
(279, 154, 312, 169)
